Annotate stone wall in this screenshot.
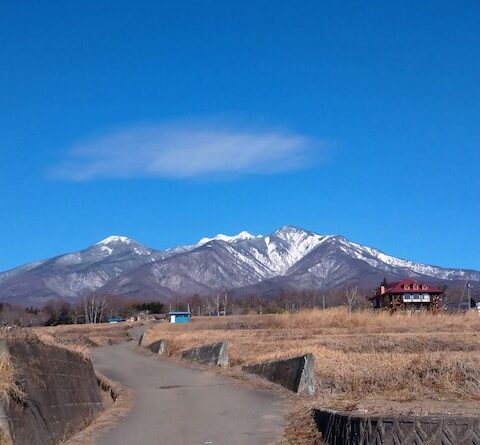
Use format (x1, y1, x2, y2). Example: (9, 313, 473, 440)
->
(242, 353, 315, 395)
(314, 408, 480, 445)
(0, 335, 102, 445)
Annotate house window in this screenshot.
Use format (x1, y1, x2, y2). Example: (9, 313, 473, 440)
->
(422, 285, 427, 290)
(404, 285, 410, 290)
(413, 284, 419, 290)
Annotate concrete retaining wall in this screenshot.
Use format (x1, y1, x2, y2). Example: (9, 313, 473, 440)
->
(242, 353, 315, 395)
(148, 339, 167, 355)
(0, 335, 102, 445)
(181, 342, 228, 367)
(314, 408, 480, 445)
(137, 329, 147, 346)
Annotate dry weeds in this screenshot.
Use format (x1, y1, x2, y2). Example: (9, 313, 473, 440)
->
(34, 322, 134, 357)
(0, 329, 31, 404)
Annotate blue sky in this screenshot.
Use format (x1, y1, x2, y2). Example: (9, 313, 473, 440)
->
(1, 1, 479, 271)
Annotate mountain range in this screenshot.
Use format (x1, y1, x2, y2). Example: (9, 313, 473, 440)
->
(0, 226, 478, 306)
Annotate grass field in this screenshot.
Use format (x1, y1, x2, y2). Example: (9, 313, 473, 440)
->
(35, 321, 132, 355)
(143, 308, 480, 415)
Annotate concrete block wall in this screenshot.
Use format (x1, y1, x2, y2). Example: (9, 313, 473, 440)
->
(242, 353, 315, 395)
(314, 409, 480, 445)
(181, 342, 228, 367)
(148, 339, 167, 355)
(0, 336, 102, 445)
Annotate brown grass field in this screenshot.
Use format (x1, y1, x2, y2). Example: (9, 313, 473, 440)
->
(35, 321, 133, 356)
(143, 308, 480, 416)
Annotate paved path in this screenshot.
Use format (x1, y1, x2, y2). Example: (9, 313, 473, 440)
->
(91, 341, 285, 445)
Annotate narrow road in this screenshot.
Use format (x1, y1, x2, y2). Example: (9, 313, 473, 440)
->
(91, 341, 285, 445)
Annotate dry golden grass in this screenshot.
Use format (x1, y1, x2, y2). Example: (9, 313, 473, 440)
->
(34, 322, 134, 357)
(0, 329, 29, 404)
(0, 351, 20, 403)
(145, 308, 480, 414)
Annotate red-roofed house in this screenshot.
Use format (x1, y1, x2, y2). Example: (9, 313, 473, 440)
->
(369, 279, 444, 312)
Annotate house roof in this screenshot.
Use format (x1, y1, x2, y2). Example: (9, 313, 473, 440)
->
(168, 311, 192, 316)
(382, 279, 444, 295)
(369, 278, 444, 300)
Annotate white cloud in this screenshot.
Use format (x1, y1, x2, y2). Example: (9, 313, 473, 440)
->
(52, 120, 323, 180)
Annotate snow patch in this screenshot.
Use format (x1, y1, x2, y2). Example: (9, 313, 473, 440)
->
(197, 231, 260, 246)
(101, 245, 113, 255)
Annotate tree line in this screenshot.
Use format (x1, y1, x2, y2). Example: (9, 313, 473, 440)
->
(0, 282, 473, 327)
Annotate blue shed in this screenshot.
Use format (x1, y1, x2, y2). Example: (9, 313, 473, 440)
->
(168, 311, 191, 324)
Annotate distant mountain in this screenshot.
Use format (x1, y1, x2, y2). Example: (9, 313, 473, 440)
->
(0, 236, 164, 305)
(99, 226, 328, 298)
(0, 227, 478, 305)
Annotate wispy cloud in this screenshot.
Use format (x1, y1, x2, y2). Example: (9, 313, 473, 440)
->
(52, 120, 324, 181)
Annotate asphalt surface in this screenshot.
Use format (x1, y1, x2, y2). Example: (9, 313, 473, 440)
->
(91, 339, 285, 445)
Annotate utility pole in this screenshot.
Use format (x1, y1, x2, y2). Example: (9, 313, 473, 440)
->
(459, 278, 472, 310)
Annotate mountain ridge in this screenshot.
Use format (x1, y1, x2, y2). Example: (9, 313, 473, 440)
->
(0, 227, 478, 305)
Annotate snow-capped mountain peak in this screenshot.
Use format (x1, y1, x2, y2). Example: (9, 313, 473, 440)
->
(250, 226, 333, 274)
(96, 235, 133, 245)
(274, 225, 331, 246)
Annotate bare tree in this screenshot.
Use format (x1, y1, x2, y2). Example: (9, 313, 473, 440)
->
(70, 303, 83, 324)
(83, 295, 109, 324)
(0, 303, 26, 326)
(222, 292, 228, 316)
(205, 297, 213, 317)
(211, 294, 220, 316)
(345, 286, 358, 316)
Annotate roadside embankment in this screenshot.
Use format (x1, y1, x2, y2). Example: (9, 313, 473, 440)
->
(0, 330, 103, 445)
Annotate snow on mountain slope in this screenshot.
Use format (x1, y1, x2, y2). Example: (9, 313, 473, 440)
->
(99, 238, 271, 297)
(337, 238, 472, 280)
(162, 226, 331, 279)
(282, 234, 480, 288)
(235, 226, 332, 275)
(165, 230, 261, 255)
(235, 235, 480, 296)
